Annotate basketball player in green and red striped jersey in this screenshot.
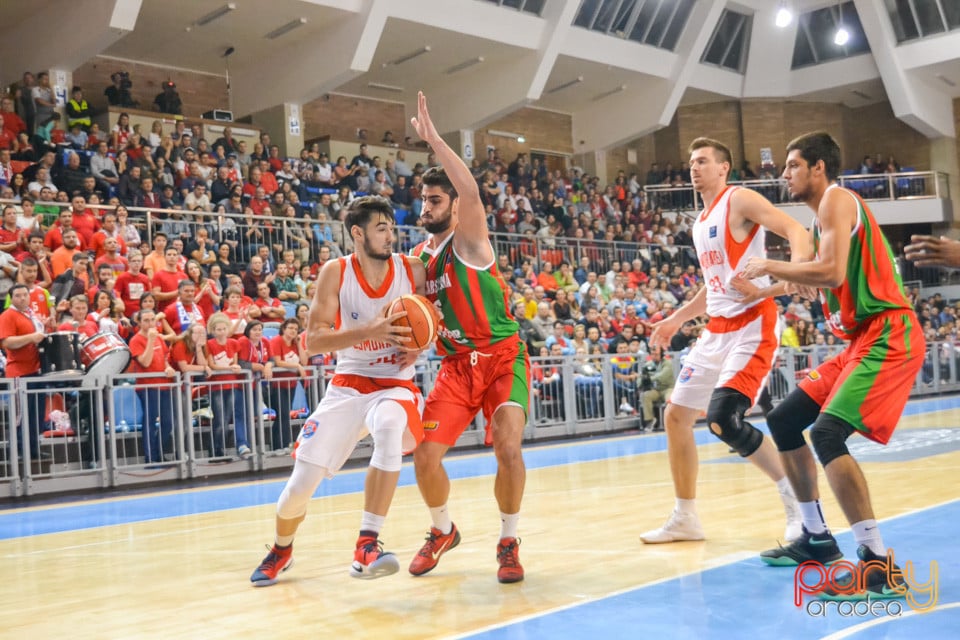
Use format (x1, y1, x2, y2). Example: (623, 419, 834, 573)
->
(406, 92, 529, 584)
(740, 131, 923, 601)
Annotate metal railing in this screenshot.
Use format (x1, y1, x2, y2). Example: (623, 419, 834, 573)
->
(2, 343, 951, 497)
(643, 171, 950, 212)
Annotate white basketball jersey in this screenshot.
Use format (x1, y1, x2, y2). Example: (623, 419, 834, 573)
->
(692, 185, 771, 318)
(334, 253, 416, 379)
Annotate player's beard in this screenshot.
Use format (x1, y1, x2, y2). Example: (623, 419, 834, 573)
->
(363, 235, 392, 261)
(422, 208, 452, 234)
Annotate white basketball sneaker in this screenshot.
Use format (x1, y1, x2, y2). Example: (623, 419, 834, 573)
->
(640, 509, 705, 544)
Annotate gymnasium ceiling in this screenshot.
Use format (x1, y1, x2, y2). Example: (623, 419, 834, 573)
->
(2, 0, 959, 150)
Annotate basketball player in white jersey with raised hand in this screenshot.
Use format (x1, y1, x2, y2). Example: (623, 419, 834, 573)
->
(640, 137, 811, 545)
(251, 195, 428, 586)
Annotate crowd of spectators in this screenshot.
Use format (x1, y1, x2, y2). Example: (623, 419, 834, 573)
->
(0, 67, 945, 443)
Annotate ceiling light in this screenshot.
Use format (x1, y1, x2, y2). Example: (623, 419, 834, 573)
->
(195, 2, 236, 27)
(850, 89, 871, 100)
(547, 76, 584, 94)
(488, 129, 524, 142)
(367, 82, 405, 93)
(592, 84, 627, 102)
(834, 2, 849, 46)
(388, 46, 432, 66)
(445, 56, 485, 75)
(775, 7, 793, 28)
(265, 18, 307, 40)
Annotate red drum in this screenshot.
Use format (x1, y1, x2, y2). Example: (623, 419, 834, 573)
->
(39, 332, 83, 377)
(80, 332, 131, 378)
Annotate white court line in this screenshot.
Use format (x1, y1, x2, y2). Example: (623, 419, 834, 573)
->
(442, 497, 960, 640)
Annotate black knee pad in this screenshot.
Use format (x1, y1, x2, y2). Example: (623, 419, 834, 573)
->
(705, 388, 762, 458)
(767, 389, 822, 452)
(810, 414, 856, 467)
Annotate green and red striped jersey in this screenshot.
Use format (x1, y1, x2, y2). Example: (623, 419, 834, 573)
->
(814, 185, 911, 339)
(414, 234, 519, 356)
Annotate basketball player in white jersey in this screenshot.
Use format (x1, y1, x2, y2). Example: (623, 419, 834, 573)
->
(640, 137, 811, 544)
(251, 195, 429, 586)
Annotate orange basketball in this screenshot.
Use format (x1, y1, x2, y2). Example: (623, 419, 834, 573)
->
(387, 294, 440, 349)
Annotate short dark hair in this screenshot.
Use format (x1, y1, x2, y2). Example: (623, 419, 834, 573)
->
(421, 166, 459, 201)
(343, 195, 395, 235)
(8, 283, 27, 296)
(786, 131, 841, 181)
(688, 137, 733, 168)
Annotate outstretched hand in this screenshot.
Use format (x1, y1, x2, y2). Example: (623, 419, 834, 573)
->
(904, 235, 960, 268)
(410, 91, 440, 146)
(785, 281, 819, 301)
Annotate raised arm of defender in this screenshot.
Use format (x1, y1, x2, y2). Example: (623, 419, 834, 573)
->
(411, 91, 492, 264)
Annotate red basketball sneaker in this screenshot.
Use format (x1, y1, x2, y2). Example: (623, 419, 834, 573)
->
(250, 544, 293, 587)
(409, 523, 461, 576)
(497, 537, 524, 584)
(350, 533, 400, 580)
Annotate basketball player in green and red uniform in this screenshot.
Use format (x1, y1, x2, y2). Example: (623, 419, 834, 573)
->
(740, 131, 923, 601)
(406, 92, 530, 583)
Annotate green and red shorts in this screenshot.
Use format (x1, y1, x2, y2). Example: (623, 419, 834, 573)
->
(422, 336, 530, 446)
(799, 309, 923, 444)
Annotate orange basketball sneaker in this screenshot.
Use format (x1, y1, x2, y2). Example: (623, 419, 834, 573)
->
(350, 533, 400, 579)
(409, 523, 461, 576)
(496, 537, 524, 584)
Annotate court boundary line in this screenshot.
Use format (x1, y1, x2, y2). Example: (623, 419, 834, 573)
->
(444, 496, 960, 639)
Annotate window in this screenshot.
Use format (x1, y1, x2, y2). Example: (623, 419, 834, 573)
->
(701, 9, 752, 73)
(792, 2, 871, 69)
(572, 0, 696, 51)
(885, 0, 960, 42)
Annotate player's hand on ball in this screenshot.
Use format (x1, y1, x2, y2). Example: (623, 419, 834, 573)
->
(373, 311, 412, 347)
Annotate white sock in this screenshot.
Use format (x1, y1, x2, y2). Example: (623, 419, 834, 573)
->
(798, 500, 828, 534)
(275, 534, 295, 547)
(852, 519, 886, 556)
(676, 498, 696, 515)
(500, 512, 520, 539)
(360, 511, 385, 536)
(430, 505, 453, 535)
(776, 477, 794, 496)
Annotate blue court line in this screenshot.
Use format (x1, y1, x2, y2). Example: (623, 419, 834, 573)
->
(461, 499, 960, 640)
(3, 394, 960, 540)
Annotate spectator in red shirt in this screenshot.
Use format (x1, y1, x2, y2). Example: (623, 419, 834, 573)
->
(221, 284, 260, 336)
(68, 195, 101, 246)
(536, 260, 559, 294)
(163, 279, 206, 335)
(151, 247, 186, 312)
(237, 320, 273, 381)
(58, 294, 99, 338)
(0, 284, 47, 459)
(128, 308, 177, 463)
(205, 312, 250, 458)
(267, 318, 305, 450)
(115, 250, 151, 318)
(44, 210, 84, 253)
(0, 204, 21, 254)
(94, 236, 128, 276)
(89, 210, 128, 258)
(169, 322, 210, 377)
